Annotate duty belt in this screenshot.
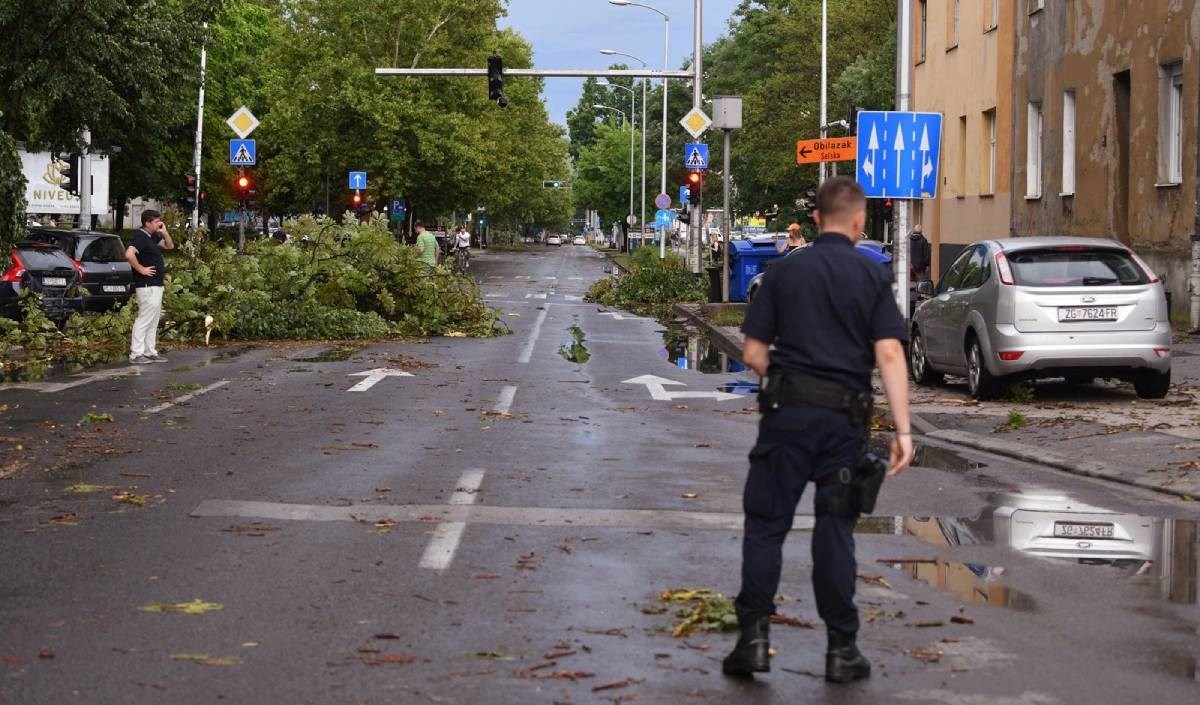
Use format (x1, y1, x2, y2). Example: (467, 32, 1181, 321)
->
(758, 371, 874, 426)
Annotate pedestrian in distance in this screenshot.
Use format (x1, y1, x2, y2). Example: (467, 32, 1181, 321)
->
(722, 176, 914, 684)
(909, 224, 932, 282)
(776, 222, 807, 254)
(414, 221, 439, 270)
(124, 209, 174, 364)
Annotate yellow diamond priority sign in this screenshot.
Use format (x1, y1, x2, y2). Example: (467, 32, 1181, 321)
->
(679, 107, 712, 139)
(226, 106, 260, 139)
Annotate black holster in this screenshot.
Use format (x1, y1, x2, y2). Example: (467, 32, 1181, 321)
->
(817, 453, 888, 520)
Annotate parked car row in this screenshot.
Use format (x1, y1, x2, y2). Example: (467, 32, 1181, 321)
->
(1, 228, 133, 325)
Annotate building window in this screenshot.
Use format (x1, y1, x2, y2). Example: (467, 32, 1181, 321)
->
(957, 115, 967, 195)
(1026, 101, 1043, 198)
(1159, 61, 1184, 185)
(948, 0, 960, 48)
(918, 0, 927, 63)
(982, 109, 996, 194)
(1062, 91, 1076, 195)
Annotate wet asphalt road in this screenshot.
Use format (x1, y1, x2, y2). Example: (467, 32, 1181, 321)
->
(1, 244, 1198, 704)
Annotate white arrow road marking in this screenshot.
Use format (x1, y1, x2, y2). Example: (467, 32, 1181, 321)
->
(623, 374, 741, 402)
(0, 366, 142, 394)
(346, 368, 414, 392)
(419, 469, 485, 571)
(146, 380, 230, 414)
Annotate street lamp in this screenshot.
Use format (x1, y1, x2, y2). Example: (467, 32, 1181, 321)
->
(601, 48, 648, 251)
(593, 104, 634, 248)
(601, 77, 639, 248)
(608, 0, 669, 258)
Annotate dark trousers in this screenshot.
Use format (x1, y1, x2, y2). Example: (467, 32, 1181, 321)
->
(734, 406, 863, 635)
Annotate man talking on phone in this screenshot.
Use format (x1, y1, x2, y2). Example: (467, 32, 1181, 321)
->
(125, 209, 174, 364)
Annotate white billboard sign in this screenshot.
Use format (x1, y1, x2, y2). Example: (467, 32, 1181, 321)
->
(20, 151, 110, 216)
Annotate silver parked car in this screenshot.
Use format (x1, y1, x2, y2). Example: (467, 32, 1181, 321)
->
(909, 237, 1171, 400)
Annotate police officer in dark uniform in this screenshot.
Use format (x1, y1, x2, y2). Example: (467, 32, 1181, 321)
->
(722, 177, 915, 683)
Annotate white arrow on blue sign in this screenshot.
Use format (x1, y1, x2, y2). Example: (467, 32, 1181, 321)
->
(684, 143, 709, 169)
(229, 139, 256, 166)
(655, 209, 675, 229)
(348, 171, 367, 190)
(855, 111, 943, 199)
(679, 185, 690, 206)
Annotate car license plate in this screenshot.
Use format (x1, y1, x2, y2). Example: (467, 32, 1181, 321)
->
(42, 277, 67, 287)
(1053, 522, 1115, 539)
(102, 285, 126, 293)
(1058, 306, 1118, 322)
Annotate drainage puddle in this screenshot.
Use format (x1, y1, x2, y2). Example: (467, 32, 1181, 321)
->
(558, 325, 590, 364)
(661, 325, 745, 373)
(293, 344, 363, 363)
(169, 346, 258, 372)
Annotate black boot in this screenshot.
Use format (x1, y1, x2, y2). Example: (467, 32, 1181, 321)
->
(825, 628, 870, 683)
(722, 616, 771, 677)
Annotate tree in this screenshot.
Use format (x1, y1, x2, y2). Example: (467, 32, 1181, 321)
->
(573, 122, 638, 229)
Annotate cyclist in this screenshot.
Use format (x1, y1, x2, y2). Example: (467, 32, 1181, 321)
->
(453, 226, 472, 273)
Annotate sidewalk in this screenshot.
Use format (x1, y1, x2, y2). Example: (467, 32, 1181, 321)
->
(673, 304, 1200, 499)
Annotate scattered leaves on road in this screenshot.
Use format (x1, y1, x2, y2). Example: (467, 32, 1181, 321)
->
(857, 572, 894, 590)
(112, 492, 150, 506)
(139, 599, 224, 615)
(65, 483, 108, 493)
(170, 653, 241, 666)
(657, 588, 738, 637)
(78, 412, 114, 425)
(360, 653, 416, 666)
(680, 492, 699, 499)
(592, 678, 644, 692)
(904, 646, 943, 663)
(770, 614, 817, 629)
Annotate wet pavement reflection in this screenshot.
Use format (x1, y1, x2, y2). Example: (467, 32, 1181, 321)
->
(292, 344, 363, 363)
(660, 325, 745, 373)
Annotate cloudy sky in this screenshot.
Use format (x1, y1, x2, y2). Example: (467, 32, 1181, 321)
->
(499, 0, 743, 125)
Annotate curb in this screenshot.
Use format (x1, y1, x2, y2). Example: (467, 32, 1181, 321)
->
(671, 303, 745, 361)
(924, 428, 1198, 500)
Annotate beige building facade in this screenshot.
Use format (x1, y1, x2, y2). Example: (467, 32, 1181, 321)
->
(910, 0, 1016, 277)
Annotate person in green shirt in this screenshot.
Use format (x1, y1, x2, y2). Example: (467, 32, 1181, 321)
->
(415, 222, 439, 268)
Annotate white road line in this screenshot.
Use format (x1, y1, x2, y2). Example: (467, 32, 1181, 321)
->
(419, 469, 486, 571)
(145, 380, 230, 414)
(568, 277, 584, 281)
(524, 293, 547, 300)
(494, 385, 517, 414)
(564, 294, 582, 302)
(518, 307, 549, 364)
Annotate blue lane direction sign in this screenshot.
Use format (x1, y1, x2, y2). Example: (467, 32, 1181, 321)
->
(348, 171, 368, 190)
(229, 139, 256, 166)
(655, 208, 674, 229)
(679, 185, 690, 206)
(684, 143, 709, 169)
(855, 111, 943, 199)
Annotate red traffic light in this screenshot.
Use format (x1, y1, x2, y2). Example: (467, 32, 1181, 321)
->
(687, 172, 701, 185)
(238, 176, 250, 189)
(352, 193, 362, 205)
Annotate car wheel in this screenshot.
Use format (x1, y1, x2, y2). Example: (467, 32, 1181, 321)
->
(1133, 370, 1170, 399)
(966, 337, 1001, 401)
(909, 328, 944, 386)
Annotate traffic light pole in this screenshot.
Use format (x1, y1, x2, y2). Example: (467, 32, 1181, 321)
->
(78, 128, 92, 230)
(688, 0, 704, 275)
(894, 0, 912, 319)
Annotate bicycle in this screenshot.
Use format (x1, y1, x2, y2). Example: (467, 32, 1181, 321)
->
(454, 246, 471, 275)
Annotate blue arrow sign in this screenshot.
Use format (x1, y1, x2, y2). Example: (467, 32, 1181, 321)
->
(855, 111, 943, 199)
(655, 208, 674, 229)
(229, 139, 256, 166)
(684, 143, 709, 169)
(348, 171, 368, 190)
(679, 185, 690, 206)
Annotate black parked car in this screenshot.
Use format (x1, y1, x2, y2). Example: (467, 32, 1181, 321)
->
(1, 242, 84, 323)
(26, 228, 132, 311)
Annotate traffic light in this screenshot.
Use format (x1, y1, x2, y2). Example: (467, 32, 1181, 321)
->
(487, 52, 507, 108)
(235, 169, 252, 204)
(184, 175, 197, 206)
(686, 169, 703, 204)
(352, 190, 362, 206)
(883, 198, 894, 222)
(59, 153, 81, 196)
(198, 190, 207, 212)
(676, 208, 691, 225)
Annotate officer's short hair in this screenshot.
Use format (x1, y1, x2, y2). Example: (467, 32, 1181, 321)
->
(814, 177, 866, 221)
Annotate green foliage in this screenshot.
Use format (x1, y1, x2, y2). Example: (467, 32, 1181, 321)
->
(0, 215, 501, 374)
(0, 126, 25, 249)
(996, 409, 1029, 432)
(586, 247, 705, 317)
(573, 123, 640, 228)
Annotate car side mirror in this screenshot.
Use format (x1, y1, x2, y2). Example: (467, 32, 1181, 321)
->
(915, 280, 935, 298)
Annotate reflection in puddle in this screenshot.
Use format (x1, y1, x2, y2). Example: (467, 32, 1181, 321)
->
(169, 346, 258, 372)
(717, 380, 758, 395)
(558, 325, 590, 364)
(293, 345, 363, 363)
(882, 557, 1037, 612)
(660, 325, 745, 373)
(2, 353, 124, 382)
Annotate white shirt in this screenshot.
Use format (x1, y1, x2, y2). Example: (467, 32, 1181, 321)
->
(455, 231, 470, 248)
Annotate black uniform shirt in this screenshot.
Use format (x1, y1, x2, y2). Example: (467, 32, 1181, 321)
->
(741, 232, 908, 392)
(129, 228, 165, 288)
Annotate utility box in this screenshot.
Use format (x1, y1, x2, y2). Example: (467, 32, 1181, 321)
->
(711, 96, 743, 130)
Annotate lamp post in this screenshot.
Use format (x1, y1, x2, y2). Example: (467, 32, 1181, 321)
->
(601, 49, 648, 251)
(594, 104, 634, 250)
(609, 0, 669, 259)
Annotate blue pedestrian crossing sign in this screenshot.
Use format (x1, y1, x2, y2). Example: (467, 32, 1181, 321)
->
(348, 171, 367, 190)
(855, 111, 943, 199)
(684, 143, 709, 169)
(229, 139, 256, 166)
(655, 209, 674, 229)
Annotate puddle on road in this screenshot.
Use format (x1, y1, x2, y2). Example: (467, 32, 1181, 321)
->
(558, 325, 590, 364)
(169, 346, 258, 372)
(661, 325, 746, 373)
(1, 354, 120, 383)
(717, 380, 759, 395)
(293, 344, 363, 363)
(881, 557, 1038, 611)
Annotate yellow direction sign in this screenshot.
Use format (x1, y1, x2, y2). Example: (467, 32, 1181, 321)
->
(226, 106, 260, 139)
(796, 136, 857, 164)
(679, 107, 712, 139)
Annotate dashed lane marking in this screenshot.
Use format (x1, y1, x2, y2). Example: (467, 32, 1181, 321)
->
(524, 293, 548, 299)
(419, 469, 486, 571)
(494, 385, 517, 414)
(145, 380, 230, 414)
(518, 307, 549, 364)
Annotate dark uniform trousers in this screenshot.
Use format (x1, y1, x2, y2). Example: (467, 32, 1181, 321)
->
(734, 405, 863, 635)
